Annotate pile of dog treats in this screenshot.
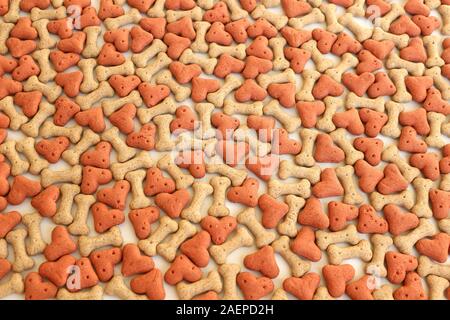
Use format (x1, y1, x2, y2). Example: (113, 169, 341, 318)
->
(0, 0, 449, 300)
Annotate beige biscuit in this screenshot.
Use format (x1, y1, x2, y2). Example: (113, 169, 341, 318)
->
(111, 151, 154, 180)
(313, 287, 334, 300)
(78, 58, 99, 93)
(82, 26, 102, 58)
(21, 212, 46, 256)
(138, 216, 179, 256)
(269, 37, 290, 70)
(394, 218, 436, 255)
(105, 276, 147, 300)
(125, 169, 151, 209)
(40, 121, 83, 143)
(295, 128, 318, 167)
(330, 129, 364, 165)
(272, 236, 310, 277)
(57, 286, 104, 300)
(32, 49, 56, 82)
(197, 0, 214, 9)
(326, 53, 359, 82)
(147, 0, 165, 17)
(257, 68, 296, 90)
(79, 226, 123, 257)
(261, 0, 281, 7)
(346, 92, 385, 113)
(372, 27, 408, 48)
(62, 129, 100, 166)
(15, 137, 49, 174)
(132, 39, 167, 68)
(102, 90, 142, 117)
(136, 52, 172, 82)
(0, 239, 6, 259)
(208, 43, 246, 60)
(316, 97, 342, 133)
(327, 240, 373, 265)
(68, 194, 96, 236)
(425, 112, 446, 148)
(166, 6, 203, 23)
(423, 35, 445, 67)
(425, 66, 450, 100)
(24, 76, 61, 102)
(296, 69, 321, 101)
(338, 13, 372, 41)
(157, 153, 194, 189)
(278, 161, 320, 184)
(0, 274, 24, 299)
(179, 49, 217, 74)
(320, 3, 343, 33)
(347, 0, 364, 16)
(76, 81, 115, 110)
(366, 234, 393, 278)
(191, 21, 210, 53)
(438, 5, 450, 35)
(209, 227, 254, 265)
(0, 22, 14, 54)
(378, 3, 405, 31)
(41, 165, 82, 187)
(382, 145, 420, 182)
(194, 102, 215, 139)
(237, 208, 276, 248)
(412, 178, 433, 218)
(53, 184, 80, 225)
(370, 189, 415, 211)
(268, 179, 311, 199)
(137, 96, 177, 123)
(32, 19, 56, 50)
(157, 220, 197, 262)
(102, 127, 136, 163)
(386, 52, 425, 76)
(219, 264, 241, 300)
(277, 195, 305, 237)
(301, 41, 334, 73)
(440, 174, 450, 192)
(272, 288, 288, 300)
(223, 0, 248, 20)
(373, 284, 394, 300)
(263, 100, 300, 133)
(288, 7, 324, 29)
(316, 224, 360, 250)
(336, 165, 364, 205)
(208, 75, 242, 107)
(175, 133, 217, 157)
(427, 275, 449, 300)
(389, 69, 412, 103)
(30, 6, 65, 21)
(0, 97, 27, 130)
(104, 8, 141, 30)
(381, 101, 403, 138)
(418, 256, 450, 280)
(208, 176, 231, 217)
(156, 70, 191, 102)
(206, 161, 247, 186)
(96, 60, 135, 82)
(425, 0, 440, 8)
(3, 0, 20, 23)
(0, 140, 30, 176)
(6, 229, 34, 272)
(234, 125, 271, 157)
(177, 271, 222, 300)
(223, 100, 263, 116)
(21, 101, 55, 138)
(252, 4, 288, 29)
(181, 182, 214, 223)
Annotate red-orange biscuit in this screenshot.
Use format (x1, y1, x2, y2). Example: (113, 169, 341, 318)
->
(298, 197, 329, 229)
(80, 141, 111, 169)
(358, 108, 388, 138)
(247, 18, 277, 39)
(57, 32, 86, 54)
(214, 54, 245, 78)
(291, 226, 321, 262)
(108, 75, 141, 97)
(53, 96, 80, 125)
(357, 204, 389, 234)
(377, 163, 409, 195)
(11, 55, 39, 81)
(353, 137, 384, 166)
(155, 189, 190, 218)
(331, 32, 362, 56)
(258, 193, 288, 229)
(356, 49, 382, 74)
(225, 19, 250, 43)
(191, 77, 220, 102)
(130, 26, 154, 53)
(109, 103, 136, 134)
(284, 47, 310, 73)
(237, 272, 274, 300)
(55, 71, 83, 97)
(367, 72, 396, 98)
(138, 83, 170, 107)
(97, 43, 125, 66)
(98, 0, 124, 20)
(429, 189, 450, 220)
(242, 55, 273, 79)
(323, 264, 355, 298)
(67, 257, 99, 292)
(212, 112, 240, 139)
(170, 105, 197, 133)
(39, 255, 77, 287)
(128, 0, 154, 12)
(412, 15, 440, 36)
(180, 231, 211, 268)
(312, 74, 344, 99)
(0, 56, 18, 77)
(399, 108, 430, 135)
(5, 38, 36, 58)
(410, 153, 440, 181)
(404, 0, 430, 16)
(0, 77, 22, 99)
(405, 76, 433, 102)
(7, 176, 41, 205)
(47, 19, 73, 39)
(97, 180, 130, 210)
(24, 272, 58, 300)
(422, 87, 450, 115)
(129, 206, 160, 240)
(328, 201, 359, 232)
(246, 36, 273, 60)
(389, 16, 421, 37)
(313, 133, 345, 163)
(176, 150, 206, 179)
(235, 79, 267, 102)
(281, 0, 311, 17)
(75, 107, 105, 133)
(346, 275, 375, 300)
(393, 272, 427, 300)
(31, 186, 60, 218)
(203, 1, 230, 24)
(200, 216, 237, 245)
(366, 0, 391, 17)
(164, 255, 202, 285)
(354, 159, 384, 193)
(20, 0, 50, 11)
(89, 247, 122, 282)
(163, 33, 191, 60)
(312, 28, 337, 54)
(0, 211, 21, 238)
(35, 137, 70, 163)
(126, 123, 156, 151)
(363, 39, 394, 60)
(415, 233, 450, 263)
(332, 108, 365, 135)
(206, 22, 232, 45)
(272, 128, 301, 155)
(0, 160, 9, 196)
(281, 26, 311, 47)
(226, 178, 259, 207)
(44, 226, 77, 262)
(92, 202, 125, 233)
(383, 204, 419, 236)
(131, 269, 165, 300)
(121, 243, 154, 277)
(166, 17, 196, 40)
(342, 72, 375, 96)
(398, 126, 427, 153)
(386, 251, 418, 284)
(143, 167, 176, 196)
(169, 61, 201, 84)
(268, 82, 296, 107)
(295, 101, 325, 128)
(244, 246, 279, 278)
(165, 0, 196, 10)
(81, 166, 112, 194)
(283, 273, 320, 300)
(246, 115, 274, 142)
(312, 168, 344, 198)
(103, 28, 130, 52)
(139, 17, 166, 39)
(400, 37, 427, 63)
